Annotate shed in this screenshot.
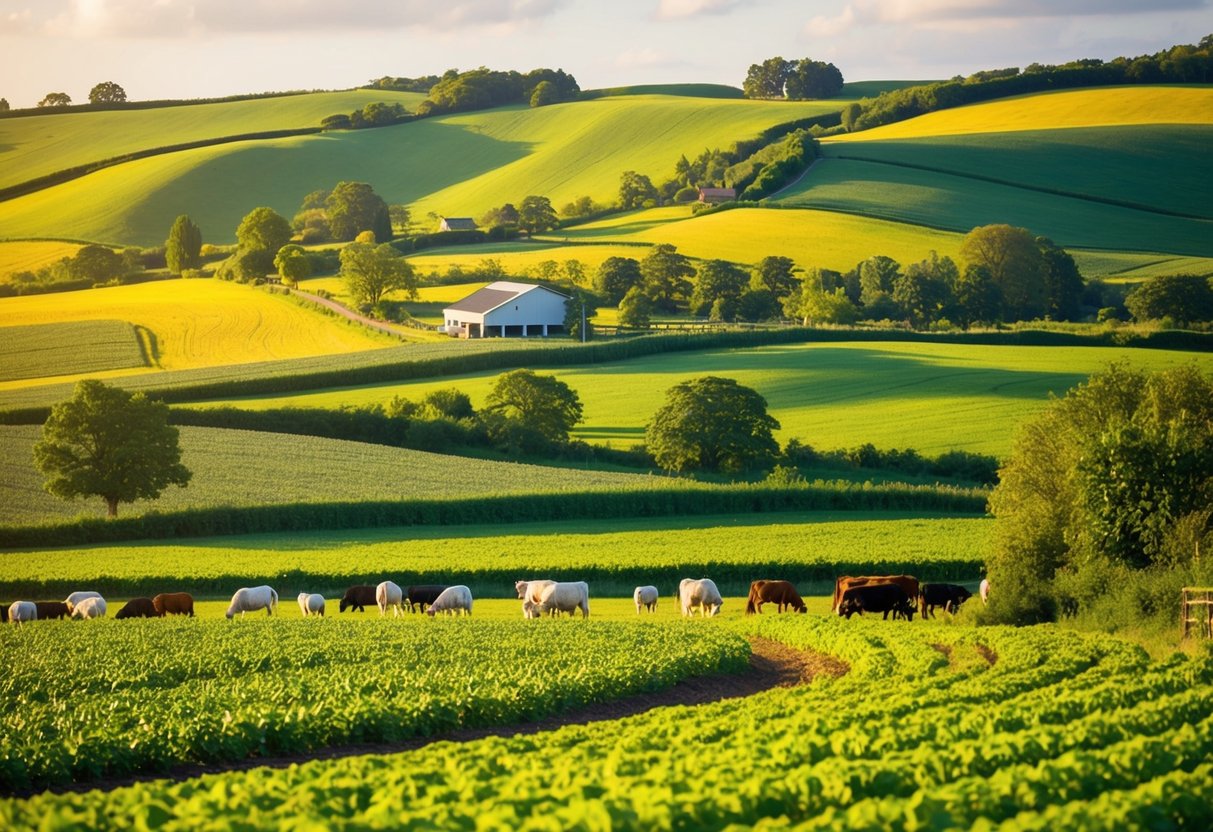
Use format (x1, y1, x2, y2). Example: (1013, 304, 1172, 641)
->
(437, 217, 478, 232)
(698, 187, 736, 204)
(442, 281, 569, 338)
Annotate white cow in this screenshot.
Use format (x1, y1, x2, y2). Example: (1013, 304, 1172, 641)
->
(533, 581, 590, 619)
(298, 592, 326, 617)
(515, 579, 555, 619)
(8, 601, 37, 625)
(376, 581, 404, 617)
(226, 586, 278, 619)
(634, 585, 659, 614)
(679, 578, 723, 617)
(979, 578, 991, 605)
(64, 591, 103, 615)
(426, 585, 473, 616)
(72, 596, 107, 619)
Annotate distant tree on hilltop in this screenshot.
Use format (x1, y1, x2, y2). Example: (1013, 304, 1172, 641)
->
(165, 215, 202, 275)
(38, 92, 71, 108)
(89, 81, 127, 104)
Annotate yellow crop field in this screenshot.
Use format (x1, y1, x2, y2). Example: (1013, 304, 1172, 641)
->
(0, 280, 392, 384)
(0, 241, 84, 278)
(828, 85, 1213, 143)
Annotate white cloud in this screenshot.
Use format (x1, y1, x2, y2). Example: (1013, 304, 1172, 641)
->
(40, 0, 566, 38)
(654, 0, 741, 21)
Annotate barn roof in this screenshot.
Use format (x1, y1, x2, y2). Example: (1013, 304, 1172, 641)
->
(698, 187, 736, 198)
(444, 281, 568, 315)
(440, 217, 478, 231)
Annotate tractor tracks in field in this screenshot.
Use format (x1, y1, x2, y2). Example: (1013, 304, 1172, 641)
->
(25, 636, 846, 799)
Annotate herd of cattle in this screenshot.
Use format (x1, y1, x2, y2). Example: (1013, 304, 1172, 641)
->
(3, 575, 988, 625)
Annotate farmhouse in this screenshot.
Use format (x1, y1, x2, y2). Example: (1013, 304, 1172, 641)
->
(443, 281, 568, 338)
(437, 217, 477, 232)
(698, 187, 736, 204)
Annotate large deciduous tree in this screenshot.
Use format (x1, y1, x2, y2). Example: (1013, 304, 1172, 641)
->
(164, 215, 202, 274)
(517, 195, 558, 236)
(594, 257, 642, 305)
(751, 256, 800, 299)
(484, 369, 583, 444)
(785, 60, 844, 99)
(619, 170, 658, 210)
(236, 206, 292, 255)
(646, 376, 780, 474)
(64, 245, 125, 283)
(640, 244, 694, 311)
(38, 92, 71, 107)
(88, 81, 127, 103)
(691, 259, 748, 316)
(743, 57, 792, 99)
(33, 380, 191, 518)
(960, 224, 1048, 321)
(340, 242, 416, 307)
(1125, 274, 1213, 325)
(325, 181, 392, 242)
(273, 244, 312, 286)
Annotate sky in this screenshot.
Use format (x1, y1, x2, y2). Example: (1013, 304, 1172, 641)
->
(0, 1, 1210, 108)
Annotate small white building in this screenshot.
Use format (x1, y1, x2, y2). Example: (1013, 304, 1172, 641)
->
(443, 281, 569, 338)
(437, 217, 477, 232)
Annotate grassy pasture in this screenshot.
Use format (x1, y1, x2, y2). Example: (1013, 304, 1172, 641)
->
(0, 240, 83, 279)
(0, 89, 427, 191)
(0, 512, 990, 599)
(196, 340, 1213, 458)
(0, 424, 669, 525)
(0, 279, 392, 383)
(773, 158, 1213, 256)
(585, 83, 745, 98)
(0, 320, 147, 382)
(0, 95, 844, 247)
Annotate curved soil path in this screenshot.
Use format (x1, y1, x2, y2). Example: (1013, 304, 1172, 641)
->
(29, 636, 845, 798)
(290, 289, 407, 337)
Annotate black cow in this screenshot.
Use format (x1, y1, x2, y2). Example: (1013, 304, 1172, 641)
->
(35, 601, 70, 620)
(406, 585, 449, 613)
(838, 583, 916, 621)
(1, 604, 7, 624)
(339, 585, 377, 613)
(919, 583, 973, 618)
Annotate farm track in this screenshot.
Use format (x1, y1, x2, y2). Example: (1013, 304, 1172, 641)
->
(29, 635, 845, 799)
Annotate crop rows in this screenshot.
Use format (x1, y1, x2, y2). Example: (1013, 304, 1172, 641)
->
(4, 620, 1207, 828)
(0, 320, 147, 382)
(0, 617, 749, 792)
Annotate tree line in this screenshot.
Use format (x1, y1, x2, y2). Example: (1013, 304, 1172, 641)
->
(742, 57, 844, 100)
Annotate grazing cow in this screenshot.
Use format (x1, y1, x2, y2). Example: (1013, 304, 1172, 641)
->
(533, 581, 590, 619)
(339, 585, 377, 613)
(376, 581, 404, 617)
(9, 601, 36, 625)
(679, 578, 723, 618)
(152, 592, 195, 617)
(64, 591, 103, 615)
(838, 584, 915, 621)
(919, 583, 973, 618)
(426, 585, 473, 617)
(634, 585, 659, 613)
(745, 580, 807, 615)
(515, 580, 556, 619)
(225, 586, 278, 620)
(298, 593, 326, 617)
(35, 601, 70, 620)
(115, 598, 158, 619)
(832, 575, 920, 615)
(73, 596, 107, 619)
(406, 585, 449, 614)
(980, 578, 990, 605)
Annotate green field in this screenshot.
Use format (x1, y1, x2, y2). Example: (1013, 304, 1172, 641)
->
(0, 320, 147, 382)
(7, 619, 1207, 829)
(0, 424, 673, 524)
(197, 340, 1213, 457)
(0, 512, 990, 598)
(0, 90, 427, 191)
(0, 95, 844, 247)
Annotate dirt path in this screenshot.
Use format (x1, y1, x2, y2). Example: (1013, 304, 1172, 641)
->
(30, 636, 845, 798)
(289, 289, 407, 338)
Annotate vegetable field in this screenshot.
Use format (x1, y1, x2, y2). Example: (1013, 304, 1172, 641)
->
(5, 618, 1208, 828)
(0, 320, 147, 382)
(0, 617, 748, 791)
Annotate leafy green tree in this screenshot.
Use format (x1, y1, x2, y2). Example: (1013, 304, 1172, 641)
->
(640, 244, 694, 311)
(33, 380, 191, 518)
(1037, 237, 1084, 320)
(480, 203, 520, 229)
(751, 256, 799, 298)
(594, 257, 642, 305)
(65, 245, 125, 283)
(737, 288, 781, 322)
(164, 215, 202, 274)
(388, 204, 410, 233)
(236, 206, 292, 256)
(618, 286, 654, 328)
(841, 102, 861, 131)
(274, 244, 312, 286)
(785, 59, 844, 99)
(530, 80, 559, 107)
(619, 170, 658, 209)
(742, 57, 792, 99)
(857, 255, 901, 305)
(955, 263, 1001, 327)
(326, 181, 392, 242)
(88, 81, 127, 103)
(646, 376, 780, 474)
(892, 256, 956, 328)
(517, 195, 558, 236)
(38, 92, 71, 107)
(485, 369, 583, 444)
(782, 285, 858, 325)
(691, 259, 748, 316)
(1125, 274, 1213, 325)
(961, 224, 1048, 321)
(563, 287, 597, 341)
(340, 242, 416, 307)
(420, 389, 475, 421)
(0, 98, 10, 112)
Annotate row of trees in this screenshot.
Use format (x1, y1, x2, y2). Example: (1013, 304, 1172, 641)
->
(292, 181, 396, 245)
(743, 57, 844, 100)
(33, 82, 127, 109)
(417, 67, 579, 115)
(479, 196, 559, 236)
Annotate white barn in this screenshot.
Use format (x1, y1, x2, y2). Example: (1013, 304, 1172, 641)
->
(442, 281, 569, 338)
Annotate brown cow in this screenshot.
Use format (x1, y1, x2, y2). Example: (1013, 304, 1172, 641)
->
(745, 580, 807, 614)
(339, 585, 377, 613)
(153, 592, 195, 617)
(34, 601, 70, 620)
(116, 597, 158, 619)
(832, 575, 920, 615)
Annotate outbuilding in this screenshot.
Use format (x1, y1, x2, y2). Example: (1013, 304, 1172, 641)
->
(443, 281, 568, 338)
(437, 217, 478, 232)
(698, 187, 736, 204)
